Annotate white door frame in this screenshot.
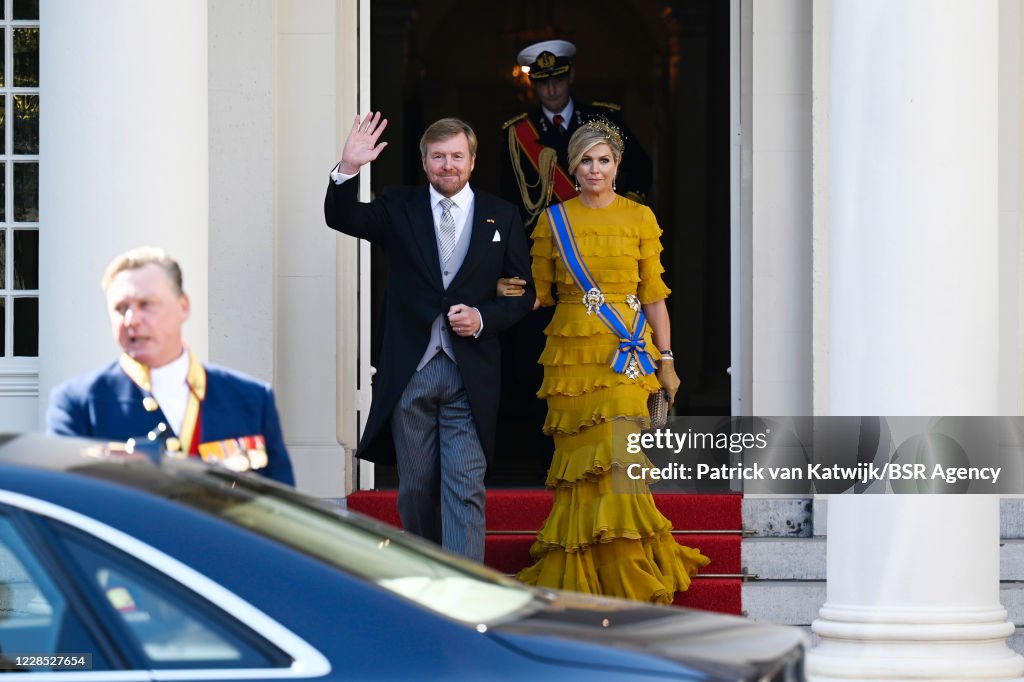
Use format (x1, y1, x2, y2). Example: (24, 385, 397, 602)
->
(351, 0, 750, 498)
(355, 0, 375, 491)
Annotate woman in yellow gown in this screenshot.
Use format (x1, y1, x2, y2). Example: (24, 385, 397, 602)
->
(513, 120, 709, 604)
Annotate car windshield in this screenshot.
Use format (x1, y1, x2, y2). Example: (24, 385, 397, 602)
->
(91, 460, 544, 626)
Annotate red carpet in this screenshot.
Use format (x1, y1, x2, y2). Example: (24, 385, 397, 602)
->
(347, 489, 743, 615)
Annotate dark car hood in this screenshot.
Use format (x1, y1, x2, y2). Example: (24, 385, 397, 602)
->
(492, 591, 808, 680)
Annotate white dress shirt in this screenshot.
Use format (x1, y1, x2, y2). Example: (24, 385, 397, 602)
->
(542, 99, 575, 130)
(149, 349, 191, 436)
(428, 182, 474, 252)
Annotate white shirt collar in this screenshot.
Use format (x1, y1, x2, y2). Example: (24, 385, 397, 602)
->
(428, 182, 474, 211)
(150, 348, 190, 384)
(542, 99, 575, 127)
(149, 348, 190, 435)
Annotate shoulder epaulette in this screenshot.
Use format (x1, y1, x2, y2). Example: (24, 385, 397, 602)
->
(591, 101, 622, 111)
(502, 113, 529, 130)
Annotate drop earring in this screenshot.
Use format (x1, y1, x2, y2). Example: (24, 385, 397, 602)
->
(575, 176, 581, 192)
(613, 174, 617, 191)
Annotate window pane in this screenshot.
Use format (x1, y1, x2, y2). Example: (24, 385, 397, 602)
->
(13, 94, 37, 154)
(0, 29, 6, 88)
(0, 230, 5, 288)
(13, 228, 36, 289)
(62, 534, 286, 669)
(0, 94, 7, 156)
(0, 514, 63, 664)
(0, 512, 103, 672)
(1, 163, 6, 222)
(0, 299, 5, 356)
(13, 28, 38, 87)
(12, 296, 36, 356)
(14, 162, 36, 221)
(0, 514, 108, 671)
(13, 0, 39, 20)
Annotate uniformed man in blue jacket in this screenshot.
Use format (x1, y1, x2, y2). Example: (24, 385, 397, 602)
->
(47, 246, 295, 485)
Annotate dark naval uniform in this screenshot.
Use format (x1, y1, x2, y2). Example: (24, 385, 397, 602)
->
(496, 100, 653, 479)
(500, 101, 653, 229)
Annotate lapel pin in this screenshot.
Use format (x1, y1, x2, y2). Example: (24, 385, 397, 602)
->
(486, 218, 496, 224)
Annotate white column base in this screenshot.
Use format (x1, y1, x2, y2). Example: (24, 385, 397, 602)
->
(809, 621, 1024, 680)
(807, 496, 1024, 681)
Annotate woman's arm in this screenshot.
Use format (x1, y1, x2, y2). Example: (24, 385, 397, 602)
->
(643, 299, 680, 407)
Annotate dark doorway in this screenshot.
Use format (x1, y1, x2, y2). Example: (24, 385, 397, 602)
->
(367, 0, 731, 487)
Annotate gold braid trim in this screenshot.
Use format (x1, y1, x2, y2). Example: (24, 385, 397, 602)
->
(507, 126, 557, 226)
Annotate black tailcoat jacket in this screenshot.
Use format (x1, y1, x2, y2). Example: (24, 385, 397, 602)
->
(325, 177, 535, 466)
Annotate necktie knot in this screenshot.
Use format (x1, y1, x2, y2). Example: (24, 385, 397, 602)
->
(552, 114, 565, 129)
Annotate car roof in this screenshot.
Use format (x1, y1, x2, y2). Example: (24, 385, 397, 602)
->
(0, 432, 149, 470)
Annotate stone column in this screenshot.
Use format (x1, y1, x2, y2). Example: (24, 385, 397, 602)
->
(39, 0, 208, 415)
(810, 1, 1023, 679)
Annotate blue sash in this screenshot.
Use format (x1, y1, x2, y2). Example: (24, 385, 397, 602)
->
(546, 203, 658, 379)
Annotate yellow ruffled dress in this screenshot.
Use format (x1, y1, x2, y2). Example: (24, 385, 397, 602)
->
(516, 195, 710, 604)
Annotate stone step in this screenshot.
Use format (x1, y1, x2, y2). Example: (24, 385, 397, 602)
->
(1003, 540, 1024, 580)
(742, 496, 813, 537)
(737, 536, 1024, 577)
(1003, 498, 1024, 539)
(742, 581, 824, 625)
(744, 497, 1024, 539)
(742, 537, 1024, 582)
(743, 537, 824, 580)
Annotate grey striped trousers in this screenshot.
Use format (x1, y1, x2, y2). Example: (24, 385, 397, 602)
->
(391, 352, 487, 561)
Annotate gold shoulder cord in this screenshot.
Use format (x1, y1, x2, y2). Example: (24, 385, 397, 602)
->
(507, 126, 557, 226)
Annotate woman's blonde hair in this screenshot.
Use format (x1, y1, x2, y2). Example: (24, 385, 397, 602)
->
(567, 118, 624, 175)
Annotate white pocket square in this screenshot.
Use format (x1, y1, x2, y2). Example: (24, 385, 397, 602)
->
(492, 229, 502, 242)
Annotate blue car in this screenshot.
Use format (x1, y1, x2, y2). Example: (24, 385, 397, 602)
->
(0, 433, 807, 680)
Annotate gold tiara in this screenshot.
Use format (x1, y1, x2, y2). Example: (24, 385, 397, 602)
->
(578, 116, 625, 149)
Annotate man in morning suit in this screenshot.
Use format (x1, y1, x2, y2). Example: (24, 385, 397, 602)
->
(47, 246, 295, 485)
(324, 113, 534, 560)
(495, 39, 654, 477)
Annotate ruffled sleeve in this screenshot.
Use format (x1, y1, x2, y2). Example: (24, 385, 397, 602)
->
(637, 206, 670, 303)
(531, 212, 557, 307)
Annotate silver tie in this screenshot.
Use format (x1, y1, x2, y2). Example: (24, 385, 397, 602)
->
(438, 197, 457, 265)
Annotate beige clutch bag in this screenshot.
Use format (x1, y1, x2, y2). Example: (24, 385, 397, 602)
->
(647, 389, 671, 429)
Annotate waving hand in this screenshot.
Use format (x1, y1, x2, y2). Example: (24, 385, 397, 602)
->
(338, 112, 389, 174)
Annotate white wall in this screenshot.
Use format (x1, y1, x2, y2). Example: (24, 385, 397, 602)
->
(811, 0, 830, 416)
(208, 0, 276, 382)
(751, 0, 813, 415)
(1002, 0, 1023, 415)
(272, 0, 350, 496)
(336, 0, 364, 493)
(39, 0, 209, 426)
(828, 0, 999, 415)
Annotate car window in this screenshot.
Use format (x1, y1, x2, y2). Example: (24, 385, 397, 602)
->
(221, 494, 538, 623)
(0, 512, 108, 671)
(151, 469, 542, 625)
(58, 529, 290, 670)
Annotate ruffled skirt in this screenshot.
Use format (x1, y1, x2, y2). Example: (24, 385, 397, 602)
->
(516, 377, 710, 604)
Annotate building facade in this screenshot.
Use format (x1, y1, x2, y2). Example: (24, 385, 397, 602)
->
(7, 1, 1024, 676)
